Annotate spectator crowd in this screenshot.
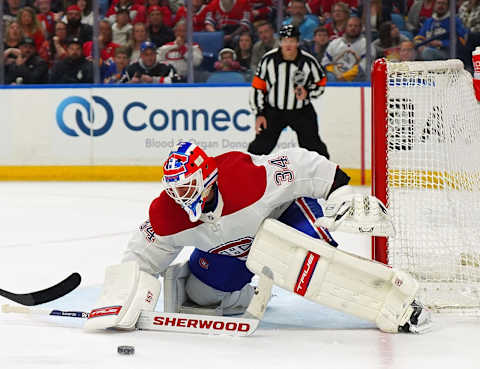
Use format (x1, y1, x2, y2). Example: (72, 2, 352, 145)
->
(2, 0, 480, 85)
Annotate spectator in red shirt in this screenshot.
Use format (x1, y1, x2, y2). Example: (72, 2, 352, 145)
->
(205, 0, 252, 48)
(172, 0, 209, 31)
(41, 20, 69, 67)
(17, 7, 46, 54)
(35, 0, 60, 37)
(145, 0, 173, 26)
(407, 0, 435, 34)
(321, 0, 358, 19)
(249, 0, 274, 22)
(83, 20, 120, 61)
(106, 0, 147, 24)
(324, 1, 350, 40)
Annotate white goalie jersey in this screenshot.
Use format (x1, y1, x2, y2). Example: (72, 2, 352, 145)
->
(122, 148, 338, 277)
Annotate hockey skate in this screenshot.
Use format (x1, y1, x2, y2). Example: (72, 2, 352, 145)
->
(399, 300, 433, 334)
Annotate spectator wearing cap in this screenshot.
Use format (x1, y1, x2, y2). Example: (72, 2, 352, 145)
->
(120, 41, 180, 84)
(205, 0, 252, 48)
(65, 4, 93, 44)
(147, 5, 175, 48)
(214, 48, 242, 71)
(83, 20, 120, 62)
(4, 37, 49, 84)
(157, 20, 203, 81)
(172, 0, 209, 31)
(17, 7, 46, 54)
(49, 36, 93, 83)
(106, 0, 147, 25)
(112, 6, 133, 46)
(282, 0, 319, 42)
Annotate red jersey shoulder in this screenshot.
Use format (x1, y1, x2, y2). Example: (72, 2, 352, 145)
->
(215, 151, 267, 216)
(149, 192, 201, 236)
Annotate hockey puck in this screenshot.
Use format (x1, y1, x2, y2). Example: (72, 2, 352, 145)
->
(117, 345, 135, 355)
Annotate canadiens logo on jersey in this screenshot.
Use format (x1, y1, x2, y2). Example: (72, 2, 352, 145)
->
(209, 237, 254, 260)
(199, 257, 209, 269)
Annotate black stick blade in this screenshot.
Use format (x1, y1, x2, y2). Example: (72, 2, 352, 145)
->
(0, 273, 81, 306)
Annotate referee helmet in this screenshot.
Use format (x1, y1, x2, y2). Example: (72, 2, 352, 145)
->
(279, 24, 300, 40)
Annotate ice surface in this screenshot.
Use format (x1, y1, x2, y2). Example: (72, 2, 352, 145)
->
(0, 182, 477, 369)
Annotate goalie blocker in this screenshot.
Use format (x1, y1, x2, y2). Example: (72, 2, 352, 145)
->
(245, 219, 432, 333)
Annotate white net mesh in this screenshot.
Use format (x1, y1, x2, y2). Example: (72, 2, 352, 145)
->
(385, 60, 480, 312)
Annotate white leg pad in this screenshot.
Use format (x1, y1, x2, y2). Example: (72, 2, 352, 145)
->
(84, 261, 161, 330)
(244, 266, 274, 319)
(247, 219, 418, 333)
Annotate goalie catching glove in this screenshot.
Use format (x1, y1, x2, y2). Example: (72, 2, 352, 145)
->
(315, 186, 395, 237)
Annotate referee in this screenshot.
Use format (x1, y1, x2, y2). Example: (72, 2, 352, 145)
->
(248, 24, 330, 158)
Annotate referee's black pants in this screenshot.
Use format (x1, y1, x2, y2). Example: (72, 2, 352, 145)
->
(247, 104, 330, 159)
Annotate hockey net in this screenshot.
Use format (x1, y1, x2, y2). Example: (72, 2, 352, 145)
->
(371, 59, 480, 313)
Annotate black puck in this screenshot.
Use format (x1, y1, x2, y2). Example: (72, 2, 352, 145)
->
(117, 345, 135, 355)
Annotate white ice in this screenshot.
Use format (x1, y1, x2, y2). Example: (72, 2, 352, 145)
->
(0, 182, 478, 369)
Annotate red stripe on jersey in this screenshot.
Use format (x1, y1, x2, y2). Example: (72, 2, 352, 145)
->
(296, 198, 332, 243)
(211, 238, 252, 253)
(294, 251, 320, 296)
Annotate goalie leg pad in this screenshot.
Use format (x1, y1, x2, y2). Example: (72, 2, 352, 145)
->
(84, 261, 161, 330)
(247, 219, 419, 333)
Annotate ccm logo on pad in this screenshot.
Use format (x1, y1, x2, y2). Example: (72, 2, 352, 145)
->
(88, 305, 122, 319)
(294, 251, 320, 296)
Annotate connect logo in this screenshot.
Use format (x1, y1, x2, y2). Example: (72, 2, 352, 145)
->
(56, 96, 114, 137)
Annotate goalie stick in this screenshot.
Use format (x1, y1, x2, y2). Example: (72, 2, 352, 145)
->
(1, 304, 259, 337)
(0, 273, 81, 306)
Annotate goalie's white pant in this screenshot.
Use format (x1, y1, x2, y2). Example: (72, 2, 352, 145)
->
(164, 262, 254, 316)
(247, 219, 419, 333)
(186, 274, 254, 315)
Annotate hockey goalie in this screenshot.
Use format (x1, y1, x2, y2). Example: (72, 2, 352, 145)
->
(84, 141, 432, 334)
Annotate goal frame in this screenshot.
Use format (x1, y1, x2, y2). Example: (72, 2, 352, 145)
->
(371, 59, 388, 265)
(370, 57, 480, 312)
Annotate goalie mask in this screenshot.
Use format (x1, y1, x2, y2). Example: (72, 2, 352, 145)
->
(162, 142, 218, 222)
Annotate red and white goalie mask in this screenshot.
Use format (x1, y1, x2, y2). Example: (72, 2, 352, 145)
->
(162, 142, 218, 222)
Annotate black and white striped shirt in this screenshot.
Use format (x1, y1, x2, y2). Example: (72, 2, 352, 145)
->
(250, 48, 327, 115)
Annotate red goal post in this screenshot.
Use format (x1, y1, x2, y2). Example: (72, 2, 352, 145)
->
(371, 58, 480, 312)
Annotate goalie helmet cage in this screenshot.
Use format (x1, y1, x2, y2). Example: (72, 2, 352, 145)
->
(371, 58, 480, 313)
